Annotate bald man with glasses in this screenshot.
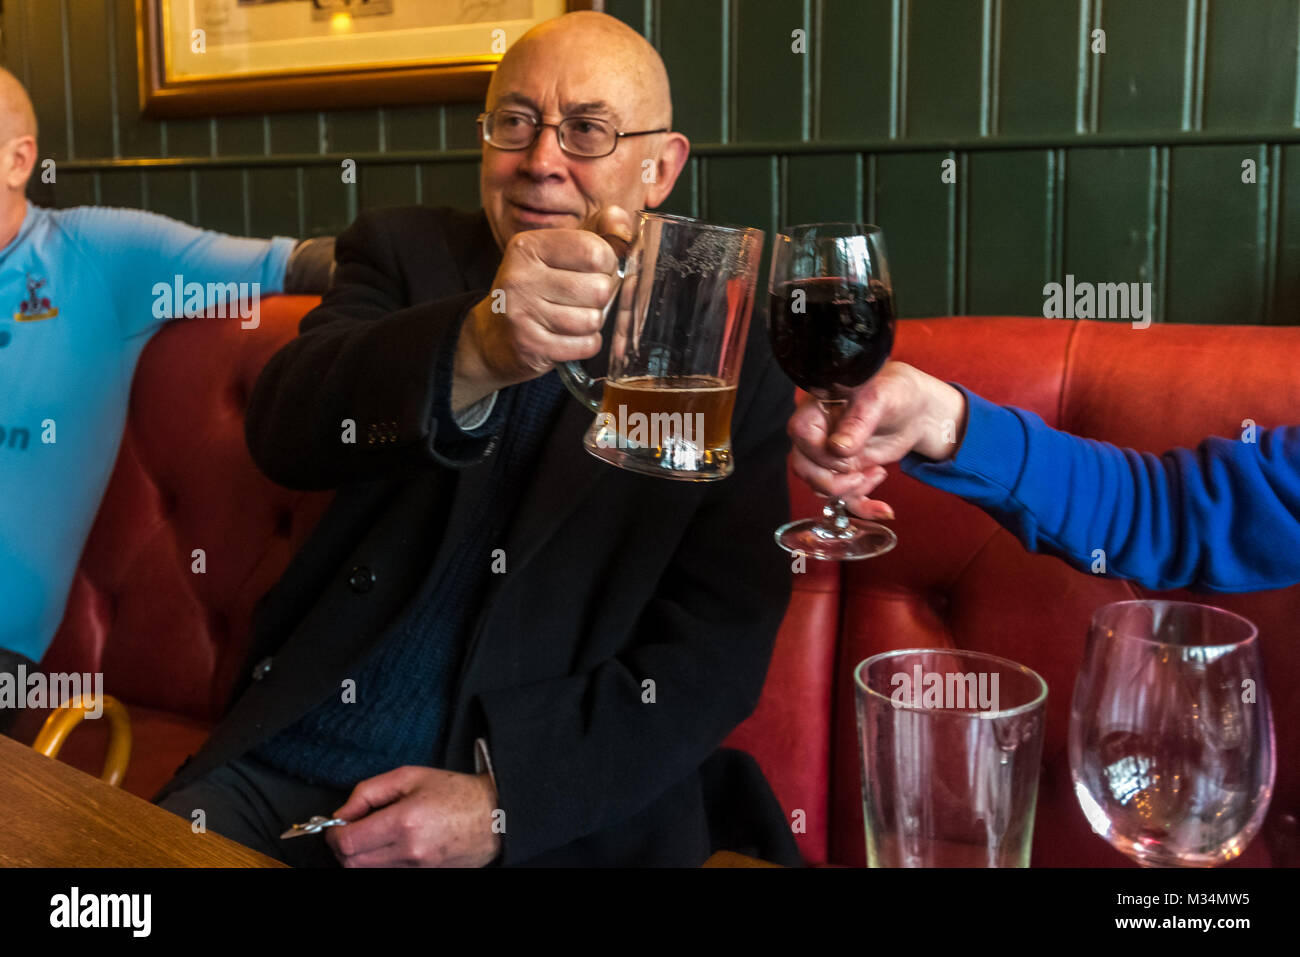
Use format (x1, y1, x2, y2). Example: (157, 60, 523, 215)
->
(153, 11, 803, 870)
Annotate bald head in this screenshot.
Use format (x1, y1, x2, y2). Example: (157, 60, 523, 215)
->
(0, 68, 37, 144)
(477, 10, 690, 249)
(488, 11, 673, 130)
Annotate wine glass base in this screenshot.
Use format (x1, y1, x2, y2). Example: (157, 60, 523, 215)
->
(775, 518, 897, 561)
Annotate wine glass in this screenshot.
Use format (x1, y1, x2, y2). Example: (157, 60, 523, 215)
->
(768, 223, 897, 561)
(1070, 600, 1275, 866)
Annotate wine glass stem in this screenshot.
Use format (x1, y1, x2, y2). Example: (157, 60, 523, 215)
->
(816, 497, 856, 539)
(815, 398, 858, 540)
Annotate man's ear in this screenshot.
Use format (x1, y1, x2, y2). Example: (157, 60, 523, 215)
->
(5, 136, 37, 192)
(643, 133, 691, 209)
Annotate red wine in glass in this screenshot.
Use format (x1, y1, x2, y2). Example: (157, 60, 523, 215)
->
(769, 277, 895, 395)
(767, 224, 898, 561)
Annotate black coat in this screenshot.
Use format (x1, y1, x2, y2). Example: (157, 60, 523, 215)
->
(154, 206, 802, 867)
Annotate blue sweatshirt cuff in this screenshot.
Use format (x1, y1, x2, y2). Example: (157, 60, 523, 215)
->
(265, 236, 297, 293)
(900, 384, 1031, 504)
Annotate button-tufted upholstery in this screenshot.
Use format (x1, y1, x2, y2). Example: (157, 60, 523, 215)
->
(726, 316, 1299, 867)
(13, 303, 1297, 867)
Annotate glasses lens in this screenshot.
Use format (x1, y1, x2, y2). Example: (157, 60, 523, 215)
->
(560, 117, 615, 156)
(487, 111, 536, 148)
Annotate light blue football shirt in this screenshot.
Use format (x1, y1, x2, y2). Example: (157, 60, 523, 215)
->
(0, 203, 294, 661)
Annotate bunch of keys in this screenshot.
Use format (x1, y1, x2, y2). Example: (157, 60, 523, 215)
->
(280, 815, 348, 839)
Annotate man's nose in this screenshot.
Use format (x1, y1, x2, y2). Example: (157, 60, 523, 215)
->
(519, 124, 568, 177)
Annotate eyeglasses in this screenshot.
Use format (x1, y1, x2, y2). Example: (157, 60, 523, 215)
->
(477, 109, 667, 158)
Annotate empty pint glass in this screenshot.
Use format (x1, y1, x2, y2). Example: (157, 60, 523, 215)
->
(558, 211, 764, 481)
(855, 649, 1049, 867)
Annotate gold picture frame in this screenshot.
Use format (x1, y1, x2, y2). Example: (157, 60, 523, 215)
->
(137, 0, 602, 118)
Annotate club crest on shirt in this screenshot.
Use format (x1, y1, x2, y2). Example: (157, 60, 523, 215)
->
(14, 274, 58, 321)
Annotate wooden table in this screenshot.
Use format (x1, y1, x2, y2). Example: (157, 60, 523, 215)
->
(0, 734, 283, 867)
(702, 851, 781, 867)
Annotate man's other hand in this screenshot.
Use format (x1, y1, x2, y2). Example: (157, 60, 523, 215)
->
(452, 206, 635, 412)
(787, 362, 969, 519)
(326, 766, 502, 867)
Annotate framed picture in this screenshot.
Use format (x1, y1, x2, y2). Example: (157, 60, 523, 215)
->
(137, 0, 602, 118)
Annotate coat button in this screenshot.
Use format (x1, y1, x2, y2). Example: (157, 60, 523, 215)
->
(251, 657, 273, 681)
(348, 565, 375, 593)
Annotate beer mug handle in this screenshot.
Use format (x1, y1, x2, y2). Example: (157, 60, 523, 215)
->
(556, 258, 626, 412)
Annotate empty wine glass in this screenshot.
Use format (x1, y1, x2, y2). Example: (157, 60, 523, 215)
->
(1070, 600, 1275, 866)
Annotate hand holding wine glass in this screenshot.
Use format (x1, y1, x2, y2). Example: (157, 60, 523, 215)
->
(768, 223, 899, 560)
(786, 360, 969, 517)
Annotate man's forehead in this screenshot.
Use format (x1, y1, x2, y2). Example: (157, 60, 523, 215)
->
(493, 90, 622, 119)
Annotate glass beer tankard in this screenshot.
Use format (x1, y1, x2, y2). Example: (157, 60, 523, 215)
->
(557, 211, 765, 481)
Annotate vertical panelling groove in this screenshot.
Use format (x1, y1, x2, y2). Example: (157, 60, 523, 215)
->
(1088, 0, 1102, 131)
(1049, 148, 1066, 285)
(1145, 146, 1158, 297)
(241, 168, 251, 237)
(977, 0, 992, 138)
(779, 155, 789, 229)
(769, 155, 780, 238)
(59, 0, 75, 157)
(377, 110, 388, 152)
(104, 0, 121, 157)
(987, 0, 1002, 136)
(12, 0, 32, 89)
(295, 167, 306, 238)
(954, 151, 967, 314)
(644, 0, 654, 39)
(811, 0, 823, 141)
(854, 153, 864, 223)
(188, 169, 198, 225)
(865, 154, 877, 223)
(1295, 6, 1300, 127)
(1075, 0, 1089, 133)
(92, 172, 101, 206)
(1192, 0, 1207, 131)
(1156, 146, 1171, 323)
(702, 157, 712, 221)
(1263, 143, 1280, 321)
(691, 157, 699, 217)
(1044, 150, 1056, 284)
(802, 0, 812, 142)
(892, 0, 906, 139)
(723, 0, 736, 144)
(1181, 0, 1198, 130)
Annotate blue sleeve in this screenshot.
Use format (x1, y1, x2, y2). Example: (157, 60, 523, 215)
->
(901, 385, 1300, 593)
(58, 206, 295, 338)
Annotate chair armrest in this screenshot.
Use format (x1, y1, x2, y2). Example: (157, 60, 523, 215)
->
(32, 695, 132, 788)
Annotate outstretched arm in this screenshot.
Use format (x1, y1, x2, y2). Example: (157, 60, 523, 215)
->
(58, 206, 295, 339)
(789, 361, 1300, 594)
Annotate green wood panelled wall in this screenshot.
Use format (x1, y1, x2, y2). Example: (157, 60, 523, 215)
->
(7, 0, 1300, 323)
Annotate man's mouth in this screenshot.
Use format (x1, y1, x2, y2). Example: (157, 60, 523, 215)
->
(509, 200, 575, 220)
